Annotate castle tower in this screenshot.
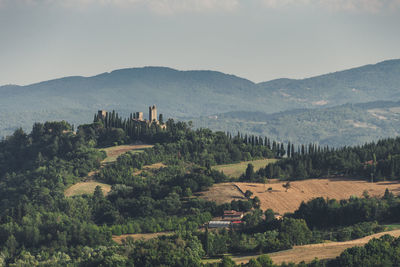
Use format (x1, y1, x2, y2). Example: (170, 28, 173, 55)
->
(98, 110, 107, 120)
(149, 105, 157, 122)
(135, 112, 143, 121)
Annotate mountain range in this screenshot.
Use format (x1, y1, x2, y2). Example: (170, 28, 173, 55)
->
(1, 59, 400, 145)
(189, 100, 400, 147)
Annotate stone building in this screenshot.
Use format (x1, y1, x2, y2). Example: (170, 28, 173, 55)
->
(98, 110, 107, 120)
(134, 112, 144, 121)
(149, 105, 157, 122)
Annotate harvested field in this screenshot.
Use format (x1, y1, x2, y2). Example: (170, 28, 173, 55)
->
(235, 178, 400, 214)
(101, 144, 153, 163)
(212, 159, 277, 178)
(233, 229, 400, 265)
(198, 183, 246, 204)
(112, 232, 172, 244)
(64, 181, 111, 197)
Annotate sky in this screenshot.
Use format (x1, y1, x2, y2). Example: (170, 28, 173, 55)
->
(0, 0, 400, 85)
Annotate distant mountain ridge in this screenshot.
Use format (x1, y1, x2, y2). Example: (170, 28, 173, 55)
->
(1, 59, 400, 141)
(189, 100, 400, 146)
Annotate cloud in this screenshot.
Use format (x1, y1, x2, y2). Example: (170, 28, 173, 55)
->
(0, 0, 239, 14)
(261, 0, 400, 13)
(1, 0, 399, 14)
(145, 0, 239, 15)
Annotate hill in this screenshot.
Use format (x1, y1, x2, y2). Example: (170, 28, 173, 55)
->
(189, 100, 400, 146)
(257, 59, 400, 108)
(1, 59, 400, 138)
(3, 114, 400, 265)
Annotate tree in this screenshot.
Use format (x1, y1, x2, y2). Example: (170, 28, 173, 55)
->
(282, 182, 291, 192)
(256, 255, 274, 267)
(252, 196, 261, 209)
(246, 163, 255, 181)
(383, 188, 394, 200)
(93, 186, 104, 200)
(5, 234, 18, 255)
(245, 190, 253, 199)
(265, 209, 275, 224)
(220, 256, 235, 267)
(279, 218, 312, 245)
(247, 259, 262, 267)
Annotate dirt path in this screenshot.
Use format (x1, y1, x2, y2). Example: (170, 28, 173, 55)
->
(232, 229, 400, 265)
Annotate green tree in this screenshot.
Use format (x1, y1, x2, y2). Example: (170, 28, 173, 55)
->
(246, 164, 255, 181)
(220, 256, 236, 267)
(245, 190, 253, 199)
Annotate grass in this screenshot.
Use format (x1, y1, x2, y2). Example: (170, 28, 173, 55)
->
(100, 144, 153, 163)
(201, 254, 234, 264)
(133, 162, 167, 176)
(64, 181, 112, 197)
(212, 158, 277, 178)
(112, 232, 173, 244)
(198, 182, 246, 204)
(384, 224, 400, 231)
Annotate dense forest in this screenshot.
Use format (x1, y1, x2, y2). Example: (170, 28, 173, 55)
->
(243, 137, 400, 182)
(1, 112, 400, 266)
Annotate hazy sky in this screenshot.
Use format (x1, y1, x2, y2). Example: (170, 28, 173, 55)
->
(1, 0, 400, 85)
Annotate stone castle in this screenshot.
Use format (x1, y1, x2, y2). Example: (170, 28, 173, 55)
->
(132, 105, 158, 123)
(98, 105, 165, 128)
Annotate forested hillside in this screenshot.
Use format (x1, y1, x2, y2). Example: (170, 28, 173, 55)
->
(0, 114, 275, 265)
(247, 136, 400, 182)
(1, 59, 400, 141)
(2, 113, 400, 265)
(190, 100, 400, 146)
